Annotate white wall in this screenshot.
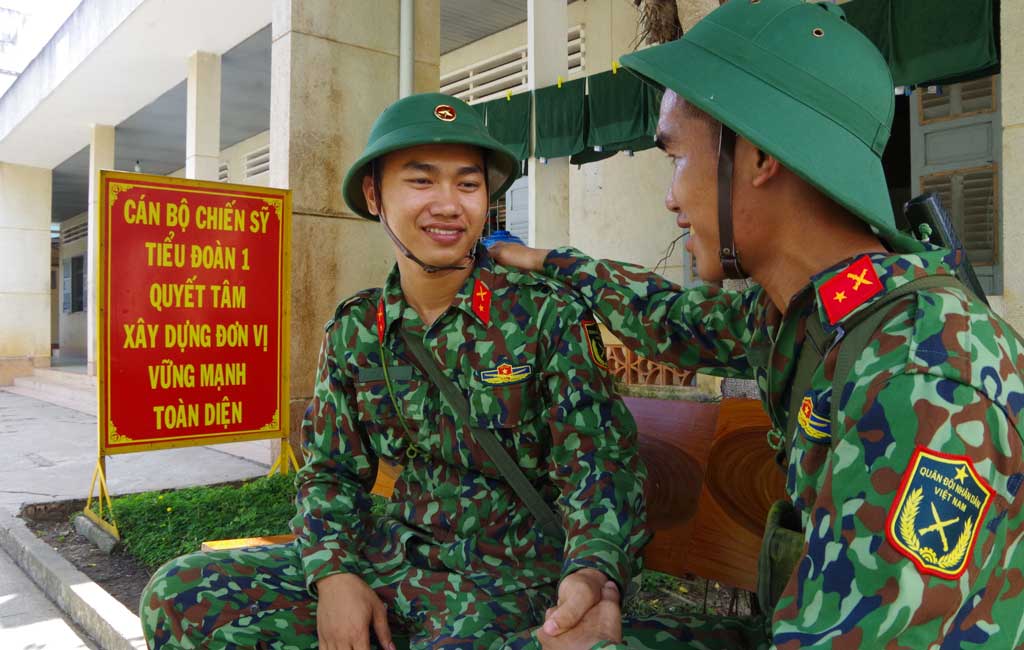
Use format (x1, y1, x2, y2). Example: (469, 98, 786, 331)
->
(998, 1, 1024, 331)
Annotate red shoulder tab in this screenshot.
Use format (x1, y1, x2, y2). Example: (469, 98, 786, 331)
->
(818, 255, 883, 325)
(376, 298, 386, 343)
(472, 279, 492, 326)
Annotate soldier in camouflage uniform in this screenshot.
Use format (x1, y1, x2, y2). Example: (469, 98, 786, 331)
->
(494, 2, 1024, 649)
(139, 92, 648, 650)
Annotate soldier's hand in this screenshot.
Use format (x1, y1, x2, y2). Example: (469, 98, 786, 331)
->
(538, 580, 623, 650)
(487, 242, 550, 272)
(542, 568, 613, 637)
(315, 573, 395, 650)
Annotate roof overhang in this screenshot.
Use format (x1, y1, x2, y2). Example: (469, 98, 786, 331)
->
(0, 0, 271, 169)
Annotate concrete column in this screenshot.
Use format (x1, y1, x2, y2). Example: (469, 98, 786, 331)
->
(527, 0, 570, 247)
(86, 125, 114, 376)
(186, 51, 222, 181)
(0, 164, 52, 384)
(399, 0, 414, 97)
(271, 0, 440, 454)
(1000, 2, 1024, 329)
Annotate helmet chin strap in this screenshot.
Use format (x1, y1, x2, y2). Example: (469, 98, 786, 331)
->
(717, 125, 747, 279)
(372, 165, 475, 274)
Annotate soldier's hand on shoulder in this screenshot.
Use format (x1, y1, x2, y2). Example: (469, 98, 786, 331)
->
(538, 579, 622, 650)
(315, 573, 394, 650)
(488, 241, 551, 272)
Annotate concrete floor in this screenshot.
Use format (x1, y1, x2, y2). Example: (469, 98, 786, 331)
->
(0, 389, 273, 649)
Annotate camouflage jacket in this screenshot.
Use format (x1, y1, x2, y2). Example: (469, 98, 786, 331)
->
(543, 245, 1024, 649)
(292, 247, 648, 597)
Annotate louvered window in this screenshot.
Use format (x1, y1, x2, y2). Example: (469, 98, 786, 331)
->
(441, 25, 585, 104)
(919, 77, 996, 124)
(244, 145, 270, 178)
(921, 164, 999, 267)
(60, 221, 87, 246)
(218, 161, 230, 182)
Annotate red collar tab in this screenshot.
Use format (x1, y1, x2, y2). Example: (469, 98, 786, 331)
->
(376, 298, 386, 343)
(819, 255, 883, 325)
(471, 279, 492, 326)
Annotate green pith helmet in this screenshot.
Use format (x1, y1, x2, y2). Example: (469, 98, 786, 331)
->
(342, 92, 520, 221)
(621, 0, 902, 244)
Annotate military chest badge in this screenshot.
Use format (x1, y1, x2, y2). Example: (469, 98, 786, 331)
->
(886, 447, 994, 580)
(479, 362, 532, 385)
(796, 394, 830, 444)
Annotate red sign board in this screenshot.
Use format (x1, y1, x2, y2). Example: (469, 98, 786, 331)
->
(97, 171, 291, 454)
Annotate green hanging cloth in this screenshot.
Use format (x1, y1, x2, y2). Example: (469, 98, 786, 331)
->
(586, 69, 647, 149)
(534, 77, 587, 160)
(571, 100, 617, 165)
(467, 100, 487, 122)
(482, 92, 532, 161)
(571, 72, 660, 165)
(844, 0, 998, 87)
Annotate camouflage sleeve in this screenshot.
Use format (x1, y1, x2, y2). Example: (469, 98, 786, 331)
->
(291, 321, 378, 593)
(540, 291, 650, 589)
(773, 371, 1016, 647)
(542, 247, 759, 377)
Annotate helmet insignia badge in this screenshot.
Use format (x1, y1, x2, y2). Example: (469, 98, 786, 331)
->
(434, 104, 457, 122)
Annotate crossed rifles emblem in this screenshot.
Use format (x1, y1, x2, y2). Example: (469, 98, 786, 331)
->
(832, 269, 874, 304)
(919, 502, 959, 552)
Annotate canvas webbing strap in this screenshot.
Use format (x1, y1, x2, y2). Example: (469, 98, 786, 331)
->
(398, 330, 565, 542)
(781, 274, 964, 459)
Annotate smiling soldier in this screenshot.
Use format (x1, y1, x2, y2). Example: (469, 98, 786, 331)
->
(139, 92, 649, 650)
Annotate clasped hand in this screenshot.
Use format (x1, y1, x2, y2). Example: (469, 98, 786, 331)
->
(538, 568, 623, 650)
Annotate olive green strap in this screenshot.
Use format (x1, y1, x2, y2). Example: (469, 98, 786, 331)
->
(827, 274, 964, 434)
(781, 274, 965, 458)
(398, 330, 565, 542)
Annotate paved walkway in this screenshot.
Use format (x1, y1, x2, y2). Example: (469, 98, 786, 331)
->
(0, 388, 273, 649)
(0, 548, 99, 649)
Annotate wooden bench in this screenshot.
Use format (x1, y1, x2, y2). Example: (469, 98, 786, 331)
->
(204, 398, 782, 593)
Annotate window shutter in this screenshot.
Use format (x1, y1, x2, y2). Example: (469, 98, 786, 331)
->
(244, 145, 270, 178)
(921, 164, 998, 269)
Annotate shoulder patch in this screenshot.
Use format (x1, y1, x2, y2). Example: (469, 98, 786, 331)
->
(333, 287, 382, 322)
(796, 392, 830, 444)
(886, 446, 994, 580)
(581, 319, 608, 370)
(819, 255, 883, 325)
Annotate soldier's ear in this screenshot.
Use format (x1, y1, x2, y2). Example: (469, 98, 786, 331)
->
(362, 174, 380, 217)
(743, 139, 781, 189)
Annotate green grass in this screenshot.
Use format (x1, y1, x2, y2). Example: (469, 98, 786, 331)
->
(111, 474, 296, 569)
(111, 474, 390, 570)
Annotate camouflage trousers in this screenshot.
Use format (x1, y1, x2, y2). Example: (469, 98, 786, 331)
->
(140, 542, 769, 650)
